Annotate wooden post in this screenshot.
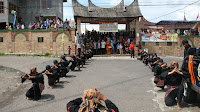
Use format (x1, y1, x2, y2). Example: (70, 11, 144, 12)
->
(77, 18, 81, 34)
(135, 17, 140, 56)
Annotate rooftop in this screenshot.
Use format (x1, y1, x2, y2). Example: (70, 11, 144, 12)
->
(72, 0, 142, 18)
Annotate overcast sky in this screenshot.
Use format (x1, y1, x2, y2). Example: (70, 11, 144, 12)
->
(63, 0, 200, 32)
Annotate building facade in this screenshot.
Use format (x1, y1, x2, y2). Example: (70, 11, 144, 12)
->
(0, 29, 75, 55)
(0, 0, 67, 29)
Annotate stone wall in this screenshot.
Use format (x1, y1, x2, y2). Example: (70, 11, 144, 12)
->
(142, 36, 200, 57)
(0, 29, 75, 55)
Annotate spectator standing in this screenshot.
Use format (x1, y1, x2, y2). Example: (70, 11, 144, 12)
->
(130, 42, 135, 58)
(117, 43, 120, 54)
(97, 40, 101, 55)
(77, 42, 82, 57)
(101, 40, 106, 54)
(110, 41, 114, 54)
(68, 46, 71, 55)
(93, 40, 97, 55)
(119, 43, 123, 55)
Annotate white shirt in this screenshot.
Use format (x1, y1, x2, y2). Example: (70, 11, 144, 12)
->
(77, 43, 81, 49)
(21, 25, 25, 29)
(93, 42, 97, 49)
(101, 42, 106, 48)
(98, 42, 101, 49)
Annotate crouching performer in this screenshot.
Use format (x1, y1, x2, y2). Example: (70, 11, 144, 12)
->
(59, 55, 70, 77)
(42, 65, 57, 89)
(67, 88, 119, 112)
(164, 61, 184, 110)
(21, 67, 44, 100)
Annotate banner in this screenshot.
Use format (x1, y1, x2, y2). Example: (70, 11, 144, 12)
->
(141, 33, 178, 42)
(99, 22, 118, 32)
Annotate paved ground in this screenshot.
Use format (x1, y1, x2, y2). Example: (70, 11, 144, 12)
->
(0, 56, 199, 112)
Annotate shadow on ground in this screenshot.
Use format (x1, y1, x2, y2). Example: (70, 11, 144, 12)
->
(39, 94, 55, 102)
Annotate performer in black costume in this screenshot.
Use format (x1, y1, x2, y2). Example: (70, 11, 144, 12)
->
(163, 61, 185, 110)
(67, 88, 119, 112)
(59, 55, 69, 77)
(21, 67, 44, 100)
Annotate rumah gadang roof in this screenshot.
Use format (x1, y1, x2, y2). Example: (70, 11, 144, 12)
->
(72, 0, 142, 18)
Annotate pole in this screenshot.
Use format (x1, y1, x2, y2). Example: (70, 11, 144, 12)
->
(63, 43, 64, 55)
(63, 21, 65, 55)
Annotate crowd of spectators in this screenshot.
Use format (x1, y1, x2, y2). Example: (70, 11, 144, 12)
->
(5, 18, 75, 30)
(75, 30, 138, 55)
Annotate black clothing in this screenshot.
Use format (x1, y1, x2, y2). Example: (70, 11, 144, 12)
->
(26, 82, 41, 100)
(130, 50, 134, 58)
(46, 69, 57, 86)
(165, 72, 183, 86)
(184, 45, 191, 58)
(21, 73, 44, 100)
(59, 60, 69, 77)
(21, 73, 44, 84)
(67, 98, 119, 112)
(70, 59, 77, 71)
(164, 70, 184, 106)
(165, 85, 184, 106)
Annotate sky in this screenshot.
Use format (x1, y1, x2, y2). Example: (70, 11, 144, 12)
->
(63, 0, 200, 32)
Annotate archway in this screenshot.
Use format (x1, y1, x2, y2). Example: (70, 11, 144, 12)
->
(180, 38, 195, 47)
(54, 33, 71, 55)
(14, 33, 28, 53)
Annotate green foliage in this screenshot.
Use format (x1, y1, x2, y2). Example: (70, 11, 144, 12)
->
(0, 53, 5, 56)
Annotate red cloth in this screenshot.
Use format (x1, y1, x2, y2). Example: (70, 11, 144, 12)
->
(130, 44, 134, 50)
(165, 86, 178, 99)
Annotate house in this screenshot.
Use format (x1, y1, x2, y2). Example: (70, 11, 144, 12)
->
(0, 0, 67, 29)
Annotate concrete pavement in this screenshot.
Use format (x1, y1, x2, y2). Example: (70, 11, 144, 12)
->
(0, 56, 199, 112)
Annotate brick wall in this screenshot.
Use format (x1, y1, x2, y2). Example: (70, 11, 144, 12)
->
(142, 36, 200, 57)
(0, 29, 75, 55)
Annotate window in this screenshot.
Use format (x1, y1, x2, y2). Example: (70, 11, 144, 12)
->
(0, 37, 3, 42)
(47, 0, 52, 8)
(37, 0, 52, 9)
(142, 42, 145, 46)
(38, 37, 44, 43)
(37, 0, 40, 9)
(167, 42, 172, 46)
(42, 0, 47, 9)
(0, 2, 4, 13)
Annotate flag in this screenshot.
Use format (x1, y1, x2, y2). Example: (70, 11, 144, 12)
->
(12, 10, 17, 26)
(196, 12, 199, 21)
(62, 33, 65, 43)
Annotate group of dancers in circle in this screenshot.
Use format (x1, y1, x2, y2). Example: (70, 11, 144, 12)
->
(138, 50, 189, 110)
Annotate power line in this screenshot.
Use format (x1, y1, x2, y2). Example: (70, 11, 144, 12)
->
(149, 0, 200, 21)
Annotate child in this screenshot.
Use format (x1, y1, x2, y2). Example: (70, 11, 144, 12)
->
(119, 43, 123, 55)
(68, 46, 71, 55)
